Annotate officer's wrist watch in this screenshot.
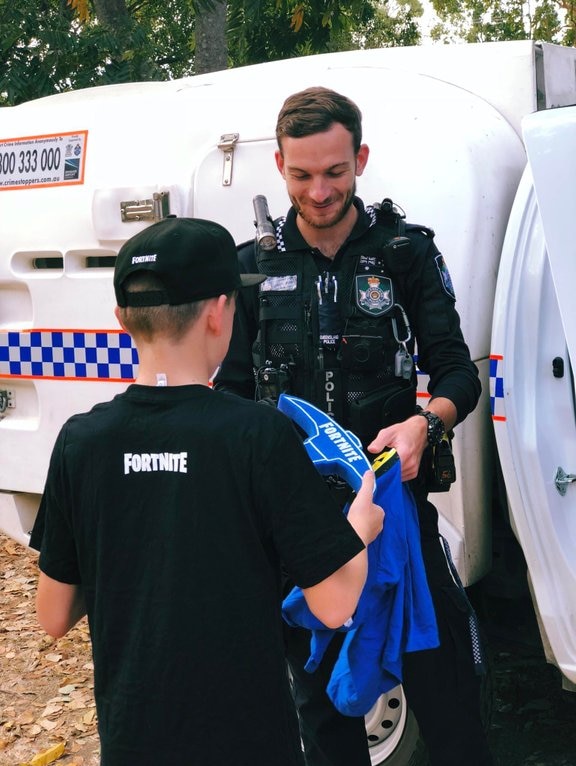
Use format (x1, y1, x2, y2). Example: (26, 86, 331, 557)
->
(416, 410, 446, 446)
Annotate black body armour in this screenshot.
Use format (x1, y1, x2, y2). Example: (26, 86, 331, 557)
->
(252, 203, 422, 448)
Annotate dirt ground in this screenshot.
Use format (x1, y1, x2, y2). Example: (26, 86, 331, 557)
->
(0, 534, 99, 766)
(1, 532, 575, 766)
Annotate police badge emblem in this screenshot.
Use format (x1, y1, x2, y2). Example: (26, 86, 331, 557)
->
(435, 254, 456, 299)
(355, 275, 393, 316)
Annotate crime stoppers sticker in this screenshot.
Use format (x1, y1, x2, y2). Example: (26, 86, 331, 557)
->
(0, 130, 87, 190)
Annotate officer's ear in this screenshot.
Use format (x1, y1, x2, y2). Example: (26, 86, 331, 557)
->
(355, 144, 369, 176)
(275, 149, 285, 178)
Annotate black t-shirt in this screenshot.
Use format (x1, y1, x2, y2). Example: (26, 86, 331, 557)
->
(33, 384, 364, 766)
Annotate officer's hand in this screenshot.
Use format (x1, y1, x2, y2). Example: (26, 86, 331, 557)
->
(367, 417, 427, 482)
(346, 471, 384, 545)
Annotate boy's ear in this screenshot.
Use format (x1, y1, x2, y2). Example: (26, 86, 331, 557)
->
(206, 295, 229, 336)
(114, 305, 127, 332)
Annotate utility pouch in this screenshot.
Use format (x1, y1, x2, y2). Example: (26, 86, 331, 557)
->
(349, 381, 416, 446)
(424, 434, 457, 492)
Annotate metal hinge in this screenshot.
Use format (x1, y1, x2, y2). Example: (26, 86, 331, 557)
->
(218, 133, 239, 186)
(554, 466, 576, 496)
(120, 191, 170, 222)
(0, 389, 15, 419)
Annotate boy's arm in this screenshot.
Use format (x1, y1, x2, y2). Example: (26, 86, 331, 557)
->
(36, 572, 86, 639)
(302, 471, 383, 629)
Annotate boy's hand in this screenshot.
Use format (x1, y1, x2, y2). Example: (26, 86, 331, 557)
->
(346, 470, 384, 546)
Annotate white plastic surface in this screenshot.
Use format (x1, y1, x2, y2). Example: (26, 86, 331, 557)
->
(491, 106, 576, 684)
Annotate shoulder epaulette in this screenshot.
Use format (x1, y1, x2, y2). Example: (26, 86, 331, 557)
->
(405, 223, 435, 238)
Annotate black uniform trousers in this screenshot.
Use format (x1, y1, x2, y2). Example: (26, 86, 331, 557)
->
(284, 492, 494, 766)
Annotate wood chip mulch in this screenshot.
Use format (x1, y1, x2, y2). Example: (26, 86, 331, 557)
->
(0, 533, 99, 766)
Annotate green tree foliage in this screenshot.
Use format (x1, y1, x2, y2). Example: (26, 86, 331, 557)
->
(0, 0, 199, 105)
(429, 0, 573, 45)
(349, 0, 422, 49)
(228, 0, 422, 66)
(1, 0, 423, 105)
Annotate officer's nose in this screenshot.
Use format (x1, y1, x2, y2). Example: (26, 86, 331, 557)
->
(307, 176, 331, 203)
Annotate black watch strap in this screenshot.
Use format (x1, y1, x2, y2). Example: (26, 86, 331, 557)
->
(417, 410, 446, 446)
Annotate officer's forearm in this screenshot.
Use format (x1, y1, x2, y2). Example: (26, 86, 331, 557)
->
(420, 396, 457, 432)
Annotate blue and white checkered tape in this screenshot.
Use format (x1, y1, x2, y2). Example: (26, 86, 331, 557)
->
(0, 329, 138, 382)
(489, 354, 505, 421)
(0, 330, 482, 399)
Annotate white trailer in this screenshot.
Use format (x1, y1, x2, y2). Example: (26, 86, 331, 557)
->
(1, 39, 575, 765)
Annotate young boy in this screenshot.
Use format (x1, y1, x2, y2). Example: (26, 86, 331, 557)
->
(31, 216, 383, 766)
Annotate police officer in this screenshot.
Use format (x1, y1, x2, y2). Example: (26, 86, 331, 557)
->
(213, 87, 493, 766)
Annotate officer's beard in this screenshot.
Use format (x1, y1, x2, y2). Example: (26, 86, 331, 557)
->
(292, 182, 357, 230)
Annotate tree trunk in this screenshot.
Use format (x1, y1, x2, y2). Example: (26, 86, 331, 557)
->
(195, 0, 228, 74)
(92, 0, 130, 28)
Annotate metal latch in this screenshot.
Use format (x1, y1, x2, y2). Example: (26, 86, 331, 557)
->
(0, 389, 15, 419)
(554, 466, 576, 496)
(218, 133, 239, 186)
(120, 191, 170, 222)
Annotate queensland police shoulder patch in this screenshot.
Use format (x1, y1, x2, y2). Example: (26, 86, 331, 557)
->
(355, 275, 393, 316)
(435, 254, 456, 300)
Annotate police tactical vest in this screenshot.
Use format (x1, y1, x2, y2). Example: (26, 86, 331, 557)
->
(252, 201, 429, 445)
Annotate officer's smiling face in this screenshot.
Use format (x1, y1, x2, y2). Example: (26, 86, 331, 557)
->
(275, 122, 369, 231)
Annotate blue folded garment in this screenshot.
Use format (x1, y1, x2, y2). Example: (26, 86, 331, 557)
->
(282, 449, 439, 716)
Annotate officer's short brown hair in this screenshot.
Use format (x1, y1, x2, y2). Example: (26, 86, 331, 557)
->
(275, 86, 363, 154)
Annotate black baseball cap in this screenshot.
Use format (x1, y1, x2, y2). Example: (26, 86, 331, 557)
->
(114, 216, 266, 307)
